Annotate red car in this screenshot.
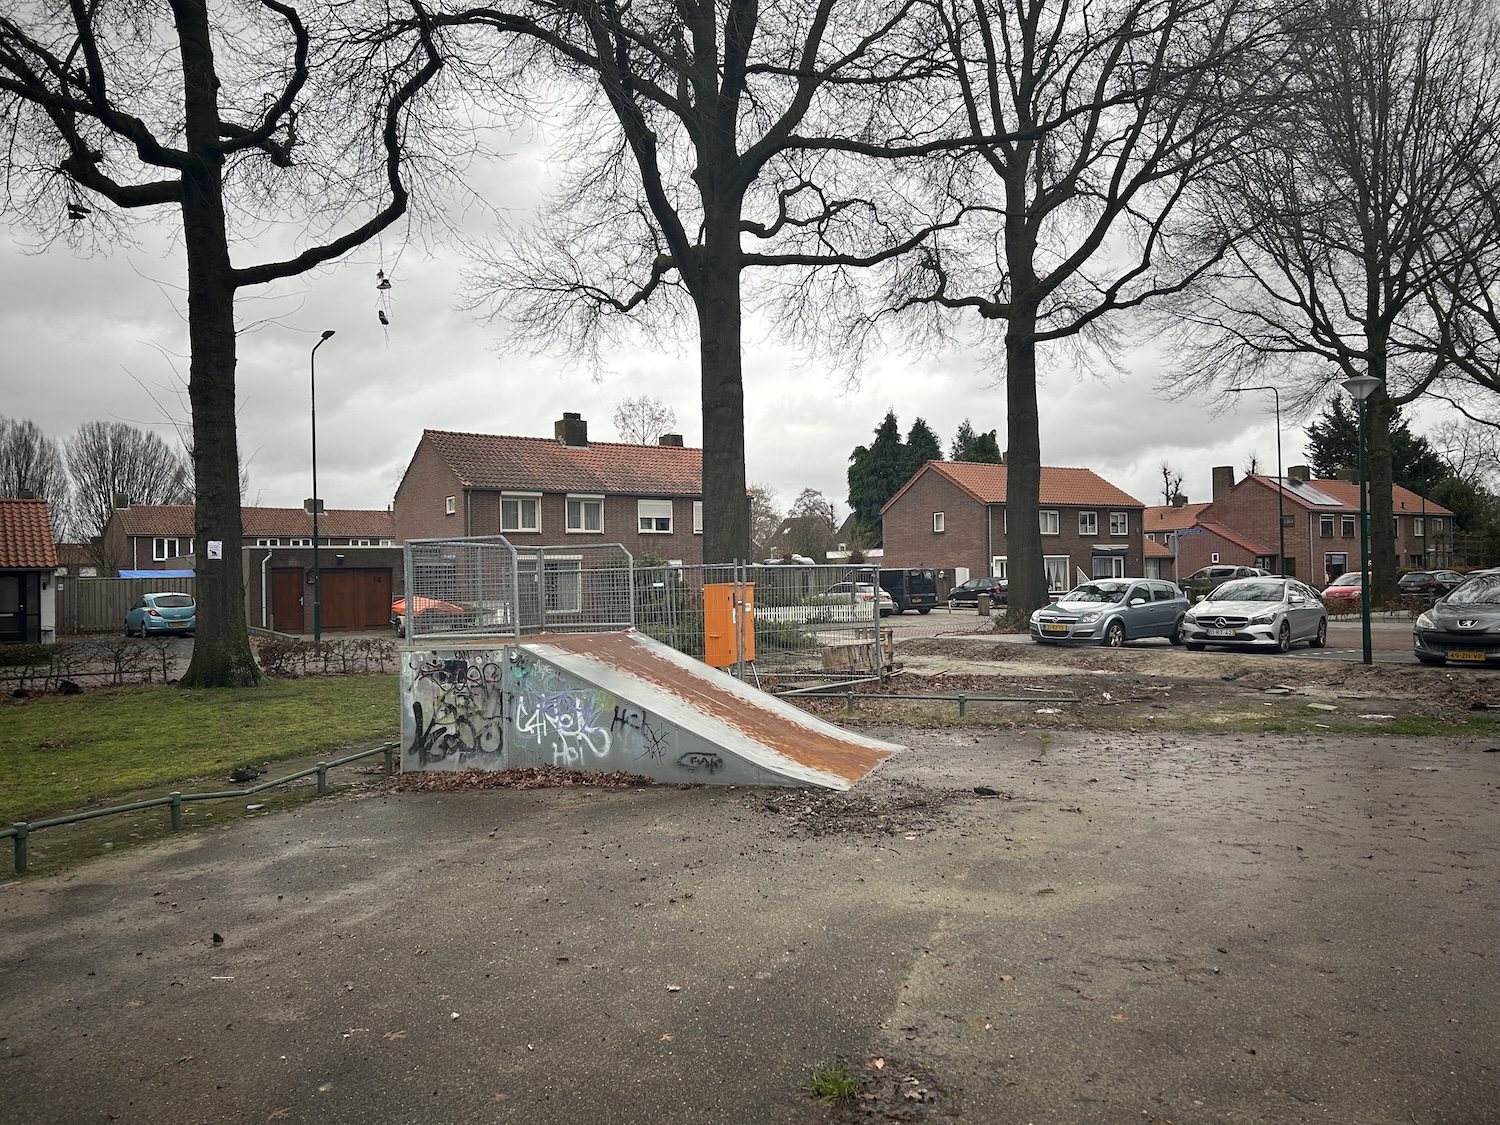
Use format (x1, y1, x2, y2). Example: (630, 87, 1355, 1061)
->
(1323, 573, 1364, 602)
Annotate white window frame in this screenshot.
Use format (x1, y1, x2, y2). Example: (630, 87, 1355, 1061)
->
(1039, 510, 1060, 536)
(1109, 511, 1129, 536)
(1432, 517, 1444, 532)
(1078, 511, 1098, 536)
(287, 538, 311, 548)
(445, 495, 456, 516)
(638, 499, 673, 534)
(1320, 515, 1334, 537)
(991, 556, 1007, 579)
(1341, 515, 1356, 537)
(354, 538, 373, 547)
(380, 538, 395, 547)
(153, 537, 181, 561)
(1043, 555, 1070, 592)
(501, 492, 541, 533)
(934, 511, 946, 533)
(1413, 517, 1425, 538)
(693, 501, 703, 535)
(566, 494, 605, 534)
(1092, 554, 1125, 578)
(1211, 552, 1221, 564)
(255, 538, 281, 547)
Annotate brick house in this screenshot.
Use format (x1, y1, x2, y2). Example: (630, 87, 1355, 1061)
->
(392, 414, 704, 564)
(0, 498, 59, 644)
(100, 504, 400, 633)
(1141, 501, 1279, 579)
(1152, 466, 1455, 586)
(880, 462, 1146, 594)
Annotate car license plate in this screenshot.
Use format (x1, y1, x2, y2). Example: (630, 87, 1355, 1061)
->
(1448, 650, 1486, 662)
(1042, 623, 1068, 634)
(169, 621, 188, 628)
(1206, 628, 1237, 638)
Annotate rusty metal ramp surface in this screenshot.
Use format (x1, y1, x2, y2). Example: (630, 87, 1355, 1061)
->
(522, 632, 900, 789)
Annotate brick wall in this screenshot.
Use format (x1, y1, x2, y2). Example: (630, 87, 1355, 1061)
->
(1199, 478, 1290, 571)
(392, 440, 466, 541)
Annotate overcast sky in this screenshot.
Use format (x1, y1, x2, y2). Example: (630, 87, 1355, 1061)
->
(1, 142, 1326, 527)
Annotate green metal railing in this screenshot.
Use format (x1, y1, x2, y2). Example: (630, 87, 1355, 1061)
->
(2, 742, 397, 875)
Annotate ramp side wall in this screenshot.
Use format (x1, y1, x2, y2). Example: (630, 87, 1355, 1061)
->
(400, 645, 827, 787)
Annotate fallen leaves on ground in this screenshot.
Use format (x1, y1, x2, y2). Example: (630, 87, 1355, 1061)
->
(386, 766, 658, 792)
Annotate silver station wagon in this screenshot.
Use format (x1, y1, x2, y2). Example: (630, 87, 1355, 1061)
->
(1030, 579, 1190, 647)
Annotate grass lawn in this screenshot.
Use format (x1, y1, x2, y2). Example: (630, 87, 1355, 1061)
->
(0, 675, 399, 823)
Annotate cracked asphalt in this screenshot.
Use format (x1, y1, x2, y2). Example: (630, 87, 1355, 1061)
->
(2, 726, 1497, 1124)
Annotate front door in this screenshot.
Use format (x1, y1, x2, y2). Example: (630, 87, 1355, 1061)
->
(0, 572, 41, 645)
(271, 567, 304, 634)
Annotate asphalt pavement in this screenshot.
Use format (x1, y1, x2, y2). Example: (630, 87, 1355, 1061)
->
(3, 725, 1496, 1124)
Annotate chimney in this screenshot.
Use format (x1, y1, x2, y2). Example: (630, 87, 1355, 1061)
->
(1211, 465, 1236, 502)
(1287, 465, 1310, 482)
(658, 433, 684, 447)
(554, 412, 588, 448)
(113, 491, 132, 509)
(1336, 468, 1357, 482)
(1172, 493, 1187, 508)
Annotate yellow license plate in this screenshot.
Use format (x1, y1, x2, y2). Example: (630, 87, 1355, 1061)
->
(1448, 650, 1486, 662)
(1042, 623, 1068, 634)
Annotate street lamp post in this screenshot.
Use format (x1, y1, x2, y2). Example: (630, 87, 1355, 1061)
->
(1341, 374, 1382, 665)
(1229, 386, 1285, 576)
(310, 330, 335, 643)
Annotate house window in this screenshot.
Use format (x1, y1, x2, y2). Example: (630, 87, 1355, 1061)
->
(1092, 554, 1125, 578)
(1043, 556, 1070, 592)
(501, 494, 541, 533)
(1410, 553, 1424, 566)
(445, 495, 456, 516)
(1431, 517, 1443, 533)
(353, 538, 372, 546)
(288, 538, 311, 547)
(991, 556, 1007, 579)
(1393, 516, 1400, 536)
(1211, 552, 1220, 563)
(566, 495, 604, 533)
(638, 499, 673, 533)
(693, 502, 703, 535)
(1324, 552, 1348, 579)
(153, 537, 181, 561)
(1413, 517, 1424, 538)
(1146, 532, 1156, 543)
(1039, 510, 1060, 535)
(255, 538, 281, 547)
(1109, 512, 1129, 536)
(933, 512, 946, 533)
(519, 557, 582, 614)
(1320, 515, 1334, 537)
(1078, 511, 1098, 536)
(1341, 516, 1355, 537)
(380, 538, 395, 547)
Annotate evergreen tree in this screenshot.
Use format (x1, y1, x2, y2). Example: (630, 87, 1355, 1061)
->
(951, 418, 1003, 462)
(847, 411, 909, 546)
(1305, 400, 1448, 494)
(903, 418, 943, 480)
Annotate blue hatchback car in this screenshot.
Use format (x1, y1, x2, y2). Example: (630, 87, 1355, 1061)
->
(125, 592, 197, 636)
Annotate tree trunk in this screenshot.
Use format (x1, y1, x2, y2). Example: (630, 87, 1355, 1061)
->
(695, 207, 748, 566)
(1366, 381, 1398, 604)
(174, 0, 261, 687)
(1004, 307, 1047, 619)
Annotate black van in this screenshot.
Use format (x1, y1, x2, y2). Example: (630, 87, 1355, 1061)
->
(877, 568, 940, 614)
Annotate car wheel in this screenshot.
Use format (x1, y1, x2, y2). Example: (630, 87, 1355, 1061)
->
(1276, 621, 1292, 653)
(1104, 620, 1126, 648)
(124, 625, 133, 637)
(917, 607, 931, 615)
(1310, 619, 1327, 648)
(1416, 653, 1446, 665)
(1169, 617, 1184, 645)
(1186, 643, 1205, 652)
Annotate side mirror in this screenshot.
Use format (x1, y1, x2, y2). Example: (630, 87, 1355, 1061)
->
(1291, 595, 1305, 605)
(1130, 597, 1146, 607)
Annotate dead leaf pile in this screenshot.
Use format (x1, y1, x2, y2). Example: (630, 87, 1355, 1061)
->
(386, 766, 659, 793)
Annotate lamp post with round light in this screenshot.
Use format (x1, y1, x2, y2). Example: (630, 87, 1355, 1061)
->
(309, 330, 335, 643)
(1341, 373, 1382, 665)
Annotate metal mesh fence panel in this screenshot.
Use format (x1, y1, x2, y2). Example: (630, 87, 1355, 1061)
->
(744, 563, 882, 672)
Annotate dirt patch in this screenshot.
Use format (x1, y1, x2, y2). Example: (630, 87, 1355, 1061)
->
(385, 765, 662, 792)
(754, 779, 951, 837)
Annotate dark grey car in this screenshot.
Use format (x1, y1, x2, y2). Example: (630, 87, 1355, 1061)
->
(1030, 579, 1189, 647)
(1413, 572, 1500, 666)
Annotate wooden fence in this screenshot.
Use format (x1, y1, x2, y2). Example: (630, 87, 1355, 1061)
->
(55, 576, 198, 635)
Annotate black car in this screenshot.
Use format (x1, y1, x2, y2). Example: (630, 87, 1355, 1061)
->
(1397, 570, 1465, 597)
(948, 576, 1008, 608)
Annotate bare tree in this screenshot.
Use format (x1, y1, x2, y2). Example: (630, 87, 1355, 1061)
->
(0, 416, 70, 528)
(66, 421, 193, 568)
(878, 0, 1281, 619)
(439, 0, 959, 564)
(1163, 0, 1500, 600)
(1160, 461, 1186, 506)
(612, 396, 678, 444)
(0, 0, 444, 685)
(789, 488, 837, 530)
(748, 482, 784, 562)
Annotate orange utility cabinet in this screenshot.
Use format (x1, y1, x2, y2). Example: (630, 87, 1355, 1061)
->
(703, 582, 755, 668)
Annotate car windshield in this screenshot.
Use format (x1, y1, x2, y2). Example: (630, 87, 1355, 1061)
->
(154, 595, 194, 608)
(1063, 582, 1128, 603)
(1206, 579, 1285, 603)
(1402, 572, 1432, 582)
(1333, 574, 1363, 586)
(1445, 576, 1500, 605)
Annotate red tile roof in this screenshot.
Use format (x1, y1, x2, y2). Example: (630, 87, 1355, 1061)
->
(0, 499, 59, 569)
(1144, 537, 1175, 558)
(1198, 521, 1273, 555)
(884, 461, 1144, 513)
(1143, 502, 1211, 530)
(114, 505, 396, 538)
(422, 429, 703, 496)
(1248, 475, 1452, 516)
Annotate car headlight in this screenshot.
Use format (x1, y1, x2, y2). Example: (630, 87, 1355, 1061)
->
(1030, 609, 1043, 622)
(1415, 611, 1434, 629)
(1077, 611, 1101, 623)
(1250, 612, 1276, 625)
(1183, 613, 1197, 625)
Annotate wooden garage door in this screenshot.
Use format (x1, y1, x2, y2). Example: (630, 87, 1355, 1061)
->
(319, 569, 392, 630)
(271, 568, 304, 634)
